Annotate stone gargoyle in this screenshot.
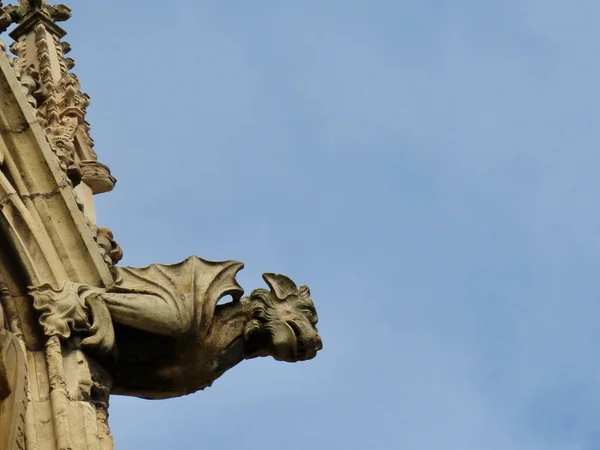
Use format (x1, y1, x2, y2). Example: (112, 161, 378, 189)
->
(29, 256, 322, 399)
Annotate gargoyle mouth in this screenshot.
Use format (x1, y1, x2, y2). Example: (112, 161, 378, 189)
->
(277, 320, 321, 362)
(269, 321, 297, 362)
(286, 321, 306, 360)
(243, 323, 300, 362)
(290, 321, 323, 361)
(244, 320, 322, 362)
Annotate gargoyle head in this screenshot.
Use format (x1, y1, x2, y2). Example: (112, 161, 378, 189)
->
(244, 273, 322, 362)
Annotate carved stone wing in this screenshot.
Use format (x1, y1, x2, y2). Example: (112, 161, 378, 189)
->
(105, 256, 245, 337)
(197, 258, 245, 329)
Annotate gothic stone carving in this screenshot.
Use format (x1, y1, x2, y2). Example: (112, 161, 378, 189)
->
(93, 226, 123, 266)
(0, 2, 71, 29)
(80, 160, 117, 194)
(29, 282, 115, 355)
(6, 2, 107, 190)
(30, 256, 322, 400)
(0, 5, 11, 34)
(0, 290, 27, 450)
(0, 3, 323, 447)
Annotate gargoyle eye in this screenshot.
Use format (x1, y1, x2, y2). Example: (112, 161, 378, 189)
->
(300, 308, 318, 325)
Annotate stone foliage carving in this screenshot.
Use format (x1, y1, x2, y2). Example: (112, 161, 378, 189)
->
(4, 1, 110, 191)
(33, 21, 85, 184)
(29, 282, 93, 340)
(95, 227, 123, 266)
(0, 1, 71, 27)
(89, 224, 123, 268)
(0, 5, 11, 34)
(29, 256, 322, 399)
(29, 282, 115, 355)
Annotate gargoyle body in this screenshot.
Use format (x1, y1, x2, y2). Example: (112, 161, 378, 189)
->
(86, 256, 322, 399)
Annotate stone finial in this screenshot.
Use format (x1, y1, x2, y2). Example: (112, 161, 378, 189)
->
(2, 0, 115, 221)
(3, 2, 70, 41)
(0, 10, 11, 34)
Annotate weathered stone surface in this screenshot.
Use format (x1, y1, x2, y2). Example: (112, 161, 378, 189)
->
(0, 1, 323, 448)
(25, 257, 322, 399)
(0, 293, 27, 450)
(102, 259, 321, 398)
(80, 161, 116, 195)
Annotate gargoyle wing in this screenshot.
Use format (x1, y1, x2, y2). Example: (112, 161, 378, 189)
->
(196, 257, 245, 330)
(106, 257, 244, 337)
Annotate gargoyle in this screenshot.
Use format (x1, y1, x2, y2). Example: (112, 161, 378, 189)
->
(52, 257, 322, 399)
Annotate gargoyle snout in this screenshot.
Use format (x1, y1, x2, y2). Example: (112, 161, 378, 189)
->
(315, 335, 323, 352)
(304, 333, 323, 360)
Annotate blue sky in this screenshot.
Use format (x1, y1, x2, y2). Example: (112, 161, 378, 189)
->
(40, 1, 600, 448)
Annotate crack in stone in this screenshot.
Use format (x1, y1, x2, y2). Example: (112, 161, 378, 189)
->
(0, 178, 70, 207)
(0, 191, 18, 207)
(0, 122, 30, 136)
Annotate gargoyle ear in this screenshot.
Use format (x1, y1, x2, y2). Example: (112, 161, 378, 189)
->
(262, 273, 298, 301)
(298, 285, 311, 300)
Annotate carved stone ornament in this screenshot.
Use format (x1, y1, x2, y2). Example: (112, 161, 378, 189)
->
(106, 258, 322, 399)
(0, 7, 11, 34)
(95, 226, 123, 266)
(1, 1, 71, 31)
(28, 257, 322, 399)
(0, 1, 323, 447)
(29, 282, 115, 355)
(0, 289, 27, 450)
(80, 160, 117, 194)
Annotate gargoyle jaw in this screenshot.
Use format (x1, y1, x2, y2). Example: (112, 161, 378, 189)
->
(287, 321, 322, 361)
(265, 321, 323, 363)
(241, 319, 314, 362)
